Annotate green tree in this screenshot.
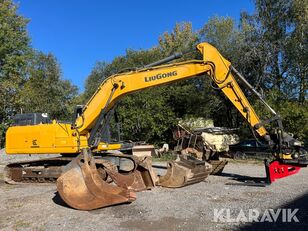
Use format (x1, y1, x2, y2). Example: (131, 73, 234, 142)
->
(248, 0, 308, 140)
(246, 0, 307, 101)
(199, 17, 248, 129)
(117, 88, 176, 143)
(158, 22, 220, 119)
(199, 16, 240, 60)
(0, 0, 31, 146)
(159, 22, 198, 57)
(83, 61, 110, 101)
(19, 51, 78, 120)
(286, 0, 308, 103)
(82, 47, 163, 102)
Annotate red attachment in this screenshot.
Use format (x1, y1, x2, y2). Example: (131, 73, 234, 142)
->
(266, 160, 301, 183)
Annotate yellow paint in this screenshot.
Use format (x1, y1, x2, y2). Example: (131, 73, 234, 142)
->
(6, 121, 88, 154)
(93, 142, 122, 152)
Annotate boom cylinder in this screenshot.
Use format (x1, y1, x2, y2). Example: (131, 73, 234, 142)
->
(144, 52, 183, 68)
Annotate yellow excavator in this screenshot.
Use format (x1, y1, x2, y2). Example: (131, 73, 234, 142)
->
(4, 43, 307, 210)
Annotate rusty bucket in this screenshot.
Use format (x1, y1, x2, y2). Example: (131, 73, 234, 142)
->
(158, 155, 212, 188)
(56, 149, 136, 210)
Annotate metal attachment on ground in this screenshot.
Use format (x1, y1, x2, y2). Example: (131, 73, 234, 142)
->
(264, 159, 302, 184)
(96, 154, 157, 192)
(56, 148, 136, 210)
(157, 155, 212, 188)
(208, 160, 228, 175)
(105, 156, 157, 192)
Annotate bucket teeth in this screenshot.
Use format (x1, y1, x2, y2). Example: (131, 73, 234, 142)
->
(57, 149, 136, 210)
(157, 156, 212, 188)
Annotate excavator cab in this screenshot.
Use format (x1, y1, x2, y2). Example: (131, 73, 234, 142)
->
(12, 113, 51, 126)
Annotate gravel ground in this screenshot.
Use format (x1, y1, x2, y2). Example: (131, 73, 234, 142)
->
(0, 150, 307, 231)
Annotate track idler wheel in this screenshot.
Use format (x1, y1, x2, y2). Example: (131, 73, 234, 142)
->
(56, 149, 136, 210)
(158, 155, 212, 188)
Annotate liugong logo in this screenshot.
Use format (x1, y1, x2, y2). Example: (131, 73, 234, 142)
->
(144, 71, 177, 82)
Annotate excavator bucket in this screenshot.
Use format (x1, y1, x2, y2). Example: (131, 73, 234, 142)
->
(105, 168, 150, 192)
(56, 149, 136, 210)
(158, 155, 212, 188)
(96, 154, 157, 192)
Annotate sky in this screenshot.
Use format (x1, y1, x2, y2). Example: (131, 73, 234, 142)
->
(16, 0, 255, 92)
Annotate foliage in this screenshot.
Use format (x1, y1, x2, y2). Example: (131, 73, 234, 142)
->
(117, 88, 176, 143)
(19, 51, 78, 120)
(159, 22, 198, 57)
(0, 0, 31, 146)
(245, 0, 308, 142)
(0, 0, 78, 147)
(0, 0, 30, 81)
(285, 0, 308, 103)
